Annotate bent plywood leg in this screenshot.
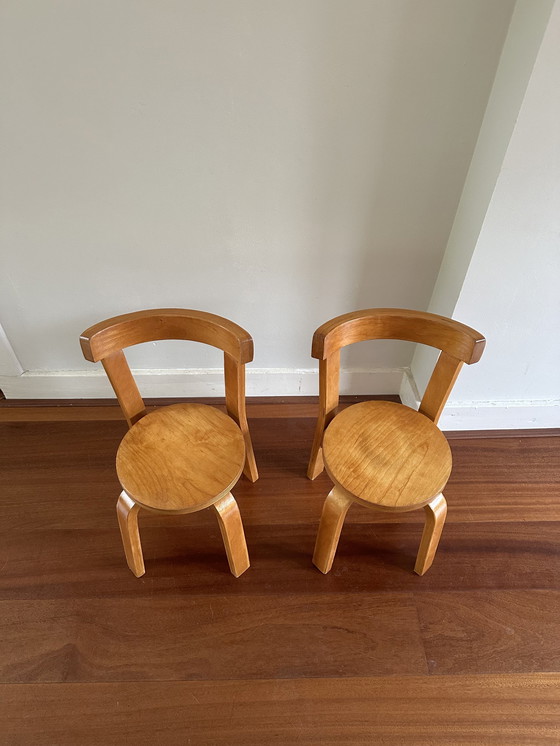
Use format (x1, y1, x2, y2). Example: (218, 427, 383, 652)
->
(116, 491, 145, 577)
(414, 493, 447, 576)
(313, 487, 354, 574)
(307, 417, 326, 480)
(213, 493, 250, 578)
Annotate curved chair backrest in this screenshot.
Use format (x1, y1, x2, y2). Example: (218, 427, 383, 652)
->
(81, 308, 253, 364)
(312, 308, 485, 425)
(80, 308, 254, 428)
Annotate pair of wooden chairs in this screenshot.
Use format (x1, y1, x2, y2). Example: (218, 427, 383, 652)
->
(80, 308, 485, 578)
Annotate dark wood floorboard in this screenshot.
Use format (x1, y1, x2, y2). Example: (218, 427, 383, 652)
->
(0, 402, 559, 743)
(1, 675, 559, 746)
(0, 522, 559, 600)
(416, 590, 560, 675)
(0, 593, 427, 683)
(1, 419, 559, 529)
(0, 394, 398, 419)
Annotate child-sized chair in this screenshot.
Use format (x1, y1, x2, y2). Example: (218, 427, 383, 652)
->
(80, 308, 258, 578)
(308, 308, 485, 575)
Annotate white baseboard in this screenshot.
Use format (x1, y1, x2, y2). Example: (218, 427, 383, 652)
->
(3, 367, 558, 429)
(0, 367, 405, 399)
(399, 367, 560, 430)
(439, 399, 560, 430)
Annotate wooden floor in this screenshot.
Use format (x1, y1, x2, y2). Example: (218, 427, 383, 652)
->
(0, 397, 559, 745)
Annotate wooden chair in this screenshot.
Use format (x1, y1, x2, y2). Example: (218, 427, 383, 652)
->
(308, 308, 485, 575)
(80, 308, 258, 578)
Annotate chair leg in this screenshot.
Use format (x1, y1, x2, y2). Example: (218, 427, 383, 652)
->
(241, 429, 259, 483)
(414, 493, 447, 576)
(307, 418, 325, 480)
(213, 493, 250, 578)
(116, 491, 145, 578)
(312, 487, 354, 574)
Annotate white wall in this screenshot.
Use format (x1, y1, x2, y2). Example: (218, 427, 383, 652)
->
(0, 0, 513, 397)
(409, 0, 559, 429)
(0, 323, 23, 377)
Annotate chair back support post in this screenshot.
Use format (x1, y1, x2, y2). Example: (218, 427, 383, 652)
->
(320, 352, 341, 425)
(307, 351, 340, 479)
(224, 353, 244, 423)
(419, 351, 464, 424)
(101, 351, 146, 427)
(224, 352, 258, 481)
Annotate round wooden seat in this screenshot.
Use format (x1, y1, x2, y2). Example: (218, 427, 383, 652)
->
(116, 403, 245, 513)
(323, 400, 452, 511)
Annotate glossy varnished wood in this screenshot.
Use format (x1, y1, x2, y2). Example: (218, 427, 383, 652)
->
(2, 522, 560, 601)
(323, 401, 452, 510)
(79, 309, 257, 578)
(414, 493, 447, 575)
(307, 353, 340, 479)
(419, 350, 463, 423)
(0, 394, 401, 421)
(224, 353, 259, 481)
(317, 399, 453, 575)
(0, 404, 558, 745)
(116, 404, 245, 512)
(0, 593, 427, 682)
(3, 674, 559, 745)
(0, 419, 558, 532)
(212, 493, 250, 577)
(116, 492, 144, 577)
(80, 308, 253, 364)
(312, 487, 354, 573)
(308, 309, 485, 480)
(416, 590, 560, 675)
(101, 350, 146, 427)
(309, 308, 485, 576)
(80, 308, 258, 479)
(312, 308, 485, 364)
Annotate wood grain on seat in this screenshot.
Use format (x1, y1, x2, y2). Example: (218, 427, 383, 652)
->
(116, 404, 245, 513)
(323, 401, 452, 510)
